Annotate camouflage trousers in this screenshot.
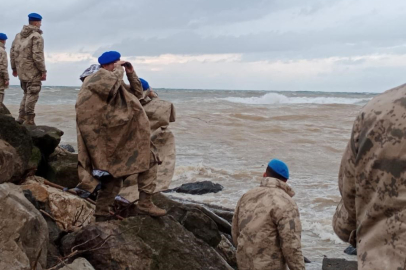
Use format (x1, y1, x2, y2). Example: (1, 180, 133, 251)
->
(19, 81, 41, 115)
(94, 162, 158, 216)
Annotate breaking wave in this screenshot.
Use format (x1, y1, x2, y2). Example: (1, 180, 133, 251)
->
(221, 93, 370, 105)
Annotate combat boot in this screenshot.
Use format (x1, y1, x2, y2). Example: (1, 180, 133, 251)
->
(137, 191, 167, 217)
(16, 112, 26, 124)
(23, 114, 36, 126)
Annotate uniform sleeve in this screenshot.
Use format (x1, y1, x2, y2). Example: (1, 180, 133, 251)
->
(231, 200, 241, 248)
(0, 50, 9, 81)
(10, 38, 16, 71)
(332, 115, 360, 246)
(32, 35, 46, 73)
(274, 201, 305, 270)
(126, 71, 144, 99)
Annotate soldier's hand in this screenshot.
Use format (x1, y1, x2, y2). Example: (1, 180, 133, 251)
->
(5, 80, 9, 87)
(41, 73, 47, 81)
(12, 70, 17, 77)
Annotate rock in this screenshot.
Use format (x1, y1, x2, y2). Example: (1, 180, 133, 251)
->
(28, 146, 42, 170)
(0, 139, 23, 183)
(0, 114, 33, 180)
(322, 258, 357, 270)
(344, 245, 357, 255)
(216, 234, 237, 268)
(59, 258, 95, 270)
(181, 208, 222, 247)
(0, 183, 48, 270)
(0, 103, 11, 114)
(26, 125, 64, 157)
(61, 216, 233, 270)
(170, 181, 224, 195)
(21, 176, 95, 231)
(60, 144, 75, 153)
(47, 152, 79, 188)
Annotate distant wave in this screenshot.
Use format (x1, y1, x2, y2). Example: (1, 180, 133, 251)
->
(221, 93, 370, 105)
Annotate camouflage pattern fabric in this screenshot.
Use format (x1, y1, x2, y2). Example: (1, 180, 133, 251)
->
(333, 84, 406, 270)
(19, 81, 41, 115)
(143, 99, 176, 131)
(0, 42, 9, 92)
(10, 25, 46, 82)
(76, 68, 150, 183)
(232, 177, 305, 270)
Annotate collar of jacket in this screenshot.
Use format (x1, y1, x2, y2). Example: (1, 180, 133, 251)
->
(260, 177, 295, 197)
(0, 43, 4, 49)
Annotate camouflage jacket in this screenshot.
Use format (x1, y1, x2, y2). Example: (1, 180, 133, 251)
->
(232, 177, 305, 270)
(10, 25, 46, 82)
(0, 43, 9, 89)
(76, 68, 150, 188)
(333, 84, 406, 270)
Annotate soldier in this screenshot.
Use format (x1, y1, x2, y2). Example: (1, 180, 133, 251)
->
(0, 33, 9, 104)
(10, 13, 46, 125)
(333, 84, 406, 270)
(76, 51, 167, 222)
(232, 159, 305, 270)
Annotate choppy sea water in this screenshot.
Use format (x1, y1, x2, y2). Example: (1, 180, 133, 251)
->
(4, 86, 376, 269)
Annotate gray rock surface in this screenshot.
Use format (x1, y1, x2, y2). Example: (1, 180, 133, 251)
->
(59, 144, 75, 153)
(0, 139, 23, 183)
(169, 180, 224, 195)
(322, 258, 357, 270)
(0, 183, 48, 270)
(0, 103, 11, 114)
(59, 258, 95, 270)
(26, 125, 64, 157)
(61, 215, 233, 270)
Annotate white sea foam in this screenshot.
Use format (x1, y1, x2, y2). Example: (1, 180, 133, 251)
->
(302, 220, 343, 244)
(221, 93, 370, 105)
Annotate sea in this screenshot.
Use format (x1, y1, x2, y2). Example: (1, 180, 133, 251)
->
(4, 85, 376, 269)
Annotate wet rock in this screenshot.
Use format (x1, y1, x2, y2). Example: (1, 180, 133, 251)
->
(169, 181, 224, 195)
(28, 146, 42, 170)
(216, 233, 237, 268)
(61, 215, 233, 270)
(181, 208, 222, 247)
(0, 183, 48, 270)
(22, 176, 95, 231)
(26, 125, 64, 157)
(322, 258, 357, 270)
(0, 115, 33, 180)
(60, 144, 75, 153)
(0, 139, 23, 183)
(0, 103, 11, 114)
(59, 257, 95, 270)
(48, 152, 79, 188)
(344, 245, 357, 255)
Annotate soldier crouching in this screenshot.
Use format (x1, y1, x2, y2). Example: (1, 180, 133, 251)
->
(75, 51, 166, 222)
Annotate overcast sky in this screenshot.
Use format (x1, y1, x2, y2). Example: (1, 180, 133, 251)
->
(1, 0, 406, 92)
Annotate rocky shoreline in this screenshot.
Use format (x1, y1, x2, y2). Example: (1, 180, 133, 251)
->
(0, 103, 357, 270)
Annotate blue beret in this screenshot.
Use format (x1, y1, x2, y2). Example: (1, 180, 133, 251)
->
(139, 78, 150, 91)
(0, 33, 7, 40)
(98, 51, 121, 65)
(268, 159, 289, 179)
(28, 13, 42, 21)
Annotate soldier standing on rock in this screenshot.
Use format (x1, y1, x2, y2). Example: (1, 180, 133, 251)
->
(232, 159, 305, 270)
(333, 84, 406, 270)
(0, 33, 9, 104)
(10, 13, 47, 125)
(76, 51, 167, 222)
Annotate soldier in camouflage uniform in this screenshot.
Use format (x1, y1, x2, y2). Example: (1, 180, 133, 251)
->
(0, 33, 9, 104)
(76, 51, 166, 222)
(10, 13, 46, 125)
(232, 159, 305, 270)
(333, 84, 406, 270)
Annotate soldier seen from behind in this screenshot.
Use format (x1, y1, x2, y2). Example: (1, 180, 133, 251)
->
(76, 51, 167, 222)
(333, 84, 406, 270)
(0, 33, 9, 104)
(10, 13, 46, 125)
(232, 159, 305, 270)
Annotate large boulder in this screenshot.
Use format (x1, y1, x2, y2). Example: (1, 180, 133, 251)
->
(59, 258, 95, 270)
(0, 114, 33, 180)
(0, 183, 48, 270)
(61, 216, 233, 270)
(0, 103, 11, 114)
(26, 125, 64, 157)
(322, 258, 357, 270)
(21, 176, 95, 231)
(169, 181, 224, 195)
(0, 139, 23, 183)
